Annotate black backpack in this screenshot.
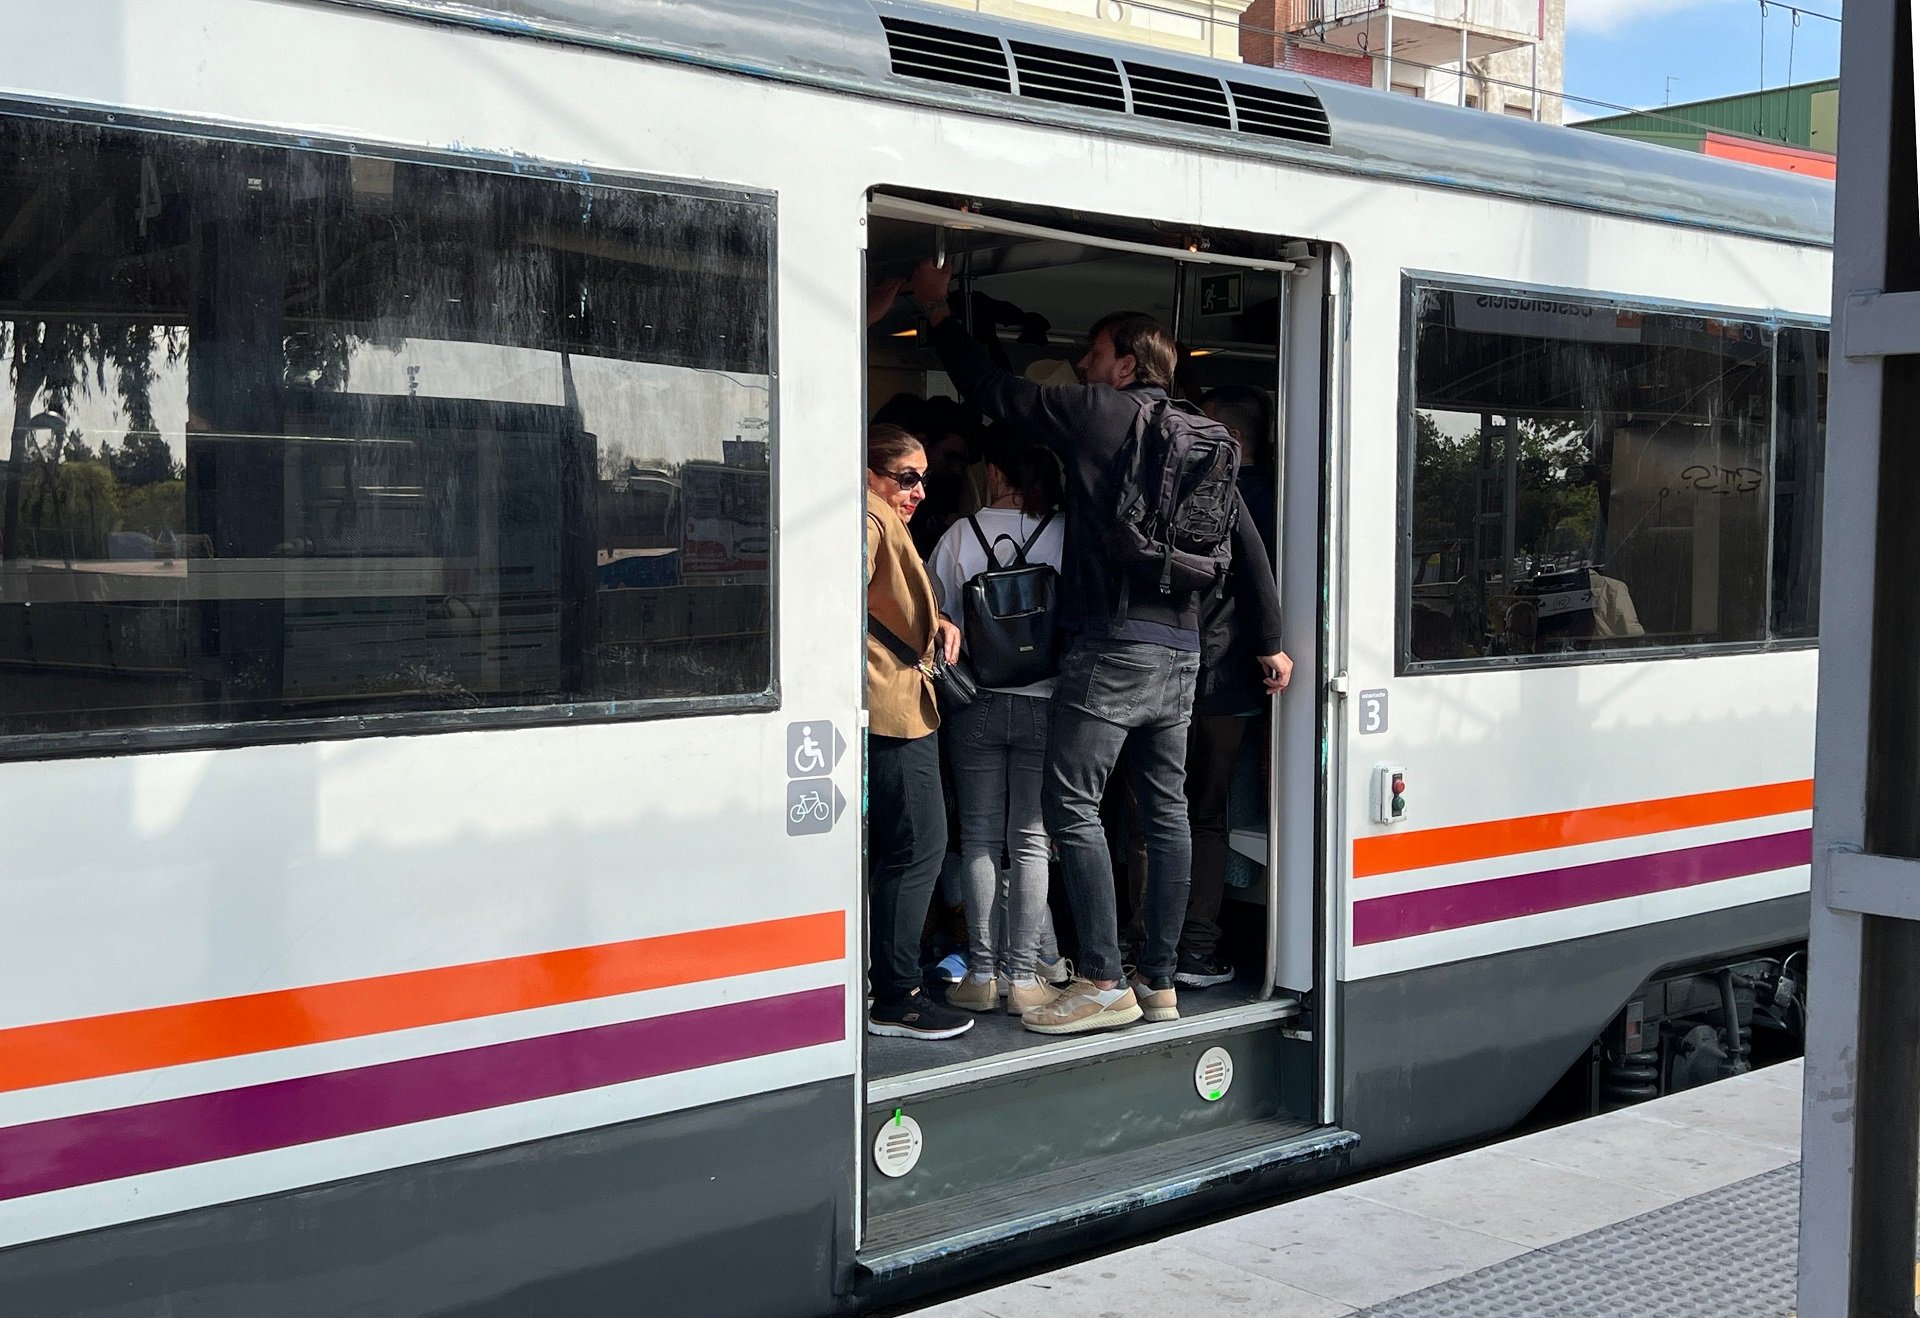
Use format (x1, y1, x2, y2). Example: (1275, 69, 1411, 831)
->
(960, 511, 1061, 689)
(1102, 395, 1240, 606)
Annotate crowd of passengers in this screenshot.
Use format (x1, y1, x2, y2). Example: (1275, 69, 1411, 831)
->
(865, 260, 1292, 1042)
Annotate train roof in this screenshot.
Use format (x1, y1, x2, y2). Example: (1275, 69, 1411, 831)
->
(323, 0, 1834, 248)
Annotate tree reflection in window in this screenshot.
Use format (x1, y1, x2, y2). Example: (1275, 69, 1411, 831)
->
(0, 117, 773, 744)
(1405, 285, 1823, 665)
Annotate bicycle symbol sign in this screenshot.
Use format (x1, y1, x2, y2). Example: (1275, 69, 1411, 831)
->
(786, 778, 845, 836)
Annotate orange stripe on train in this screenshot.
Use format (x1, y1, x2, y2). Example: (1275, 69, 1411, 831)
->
(1352, 780, 1813, 879)
(0, 911, 845, 1095)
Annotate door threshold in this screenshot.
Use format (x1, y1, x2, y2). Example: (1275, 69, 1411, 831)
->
(853, 1119, 1355, 1307)
(867, 995, 1300, 1104)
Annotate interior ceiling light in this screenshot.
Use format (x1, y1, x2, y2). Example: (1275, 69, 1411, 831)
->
(892, 328, 920, 337)
(1189, 348, 1214, 357)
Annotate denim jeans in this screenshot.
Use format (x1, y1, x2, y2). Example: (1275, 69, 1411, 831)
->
(1042, 638, 1200, 982)
(868, 731, 947, 1005)
(948, 690, 1061, 981)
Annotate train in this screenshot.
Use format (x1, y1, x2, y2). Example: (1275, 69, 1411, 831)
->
(0, 1, 1828, 1314)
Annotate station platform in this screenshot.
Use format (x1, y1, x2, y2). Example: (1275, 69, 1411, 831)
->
(906, 1060, 1860, 1317)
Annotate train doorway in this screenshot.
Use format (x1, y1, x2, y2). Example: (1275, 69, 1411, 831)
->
(854, 189, 1345, 1283)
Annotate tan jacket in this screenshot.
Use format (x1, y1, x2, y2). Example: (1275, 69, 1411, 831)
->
(866, 489, 940, 740)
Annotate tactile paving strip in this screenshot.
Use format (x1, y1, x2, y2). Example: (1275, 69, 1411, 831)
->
(1357, 1164, 1803, 1318)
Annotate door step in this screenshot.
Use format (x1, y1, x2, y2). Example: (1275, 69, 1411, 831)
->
(854, 1016, 1336, 1306)
(855, 1118, 1355, 1307)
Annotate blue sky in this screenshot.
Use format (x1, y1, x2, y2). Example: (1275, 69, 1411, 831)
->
(1562, 0, 1843, 120)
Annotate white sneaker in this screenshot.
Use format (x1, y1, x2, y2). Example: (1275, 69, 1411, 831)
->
(1020, 979, 1142, 1035)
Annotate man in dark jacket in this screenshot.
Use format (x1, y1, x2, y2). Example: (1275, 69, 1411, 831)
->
(907, 260, 1290, 1035)
(1176, 385, 1281, 990)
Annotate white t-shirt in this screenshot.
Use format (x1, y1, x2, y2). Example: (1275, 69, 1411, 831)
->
(927, 506, 1067, 696)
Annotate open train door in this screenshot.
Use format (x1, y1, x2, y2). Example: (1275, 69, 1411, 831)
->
(854, 191, 1352, 1305)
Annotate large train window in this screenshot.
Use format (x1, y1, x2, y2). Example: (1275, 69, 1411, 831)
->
(0, 114, 773, 751)
(1401, 281, 1826, 668)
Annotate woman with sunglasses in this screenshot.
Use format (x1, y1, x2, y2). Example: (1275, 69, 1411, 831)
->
(865, 424, 972, 1041)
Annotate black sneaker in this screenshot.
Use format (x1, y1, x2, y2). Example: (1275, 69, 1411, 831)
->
(1174, 952, 1236, 989)
(867, 988, 974, 1040)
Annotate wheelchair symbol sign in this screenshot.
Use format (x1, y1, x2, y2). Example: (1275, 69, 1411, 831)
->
(787, 721, 847, 778)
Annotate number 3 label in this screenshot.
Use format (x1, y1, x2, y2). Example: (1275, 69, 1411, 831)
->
(1358, 689, 1388, 735)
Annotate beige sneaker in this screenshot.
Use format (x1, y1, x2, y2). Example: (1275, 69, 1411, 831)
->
(947, 974, 1000, 1012)
(1036, 956, 1074, 987)
(1020, 979, 1142, 1035)
(1005, 978, 1059, 1015)
(1128, 971, 1179, 1023)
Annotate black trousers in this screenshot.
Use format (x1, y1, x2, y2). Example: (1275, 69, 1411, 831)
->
(1179, 711, 1255, 962)
(868, 731, 947, 1004)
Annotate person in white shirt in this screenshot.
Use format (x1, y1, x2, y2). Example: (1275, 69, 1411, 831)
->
(927, 440, 1070, 1016)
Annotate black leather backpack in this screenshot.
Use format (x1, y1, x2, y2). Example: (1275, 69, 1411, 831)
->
(960, 512, 1061, 689)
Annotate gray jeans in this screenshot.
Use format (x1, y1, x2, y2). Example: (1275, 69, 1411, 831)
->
(948, 689, 1061, 980)
(1042, 638, 1199, 983)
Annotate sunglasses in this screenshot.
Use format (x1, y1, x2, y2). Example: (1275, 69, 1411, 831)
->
(872, 467, 927, 491)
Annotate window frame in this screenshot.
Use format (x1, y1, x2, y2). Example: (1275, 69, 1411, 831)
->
(0, 96, 782, 762)
(1396, 271, 1826, 676)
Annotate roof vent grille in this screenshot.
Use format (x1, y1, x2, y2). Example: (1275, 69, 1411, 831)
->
(1010, 41, 1126, 112)
(880, 17, 1011, 93)
(881, 17, 1331, 150)
(1229, 80, 1332, 145)
(1123, 61, 1232, 130)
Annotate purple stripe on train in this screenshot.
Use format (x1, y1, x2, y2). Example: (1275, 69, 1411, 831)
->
(0, 985, 845, 1202)
(1353, 829, 1813, 946)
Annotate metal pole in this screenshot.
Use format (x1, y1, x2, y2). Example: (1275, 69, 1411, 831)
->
(1459, 28, 1468, 105)
(1798, 0, 1920, 1314)
(1384, 10, 1394, 91)
(1262, 267, 1291, 1002)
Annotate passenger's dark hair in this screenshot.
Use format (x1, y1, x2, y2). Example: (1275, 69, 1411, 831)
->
(1088, 310, 1177, 389)
(988, 439, 1063, 514)
(867, 423, 924, 471)
(872, 393, 980, 456)
(918, 397, 980, 456)
(871, 393, 929, 435)
(1201, 385, 1276, 470)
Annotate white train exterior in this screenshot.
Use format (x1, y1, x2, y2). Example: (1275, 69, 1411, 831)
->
(0, 1, 1827, 1314)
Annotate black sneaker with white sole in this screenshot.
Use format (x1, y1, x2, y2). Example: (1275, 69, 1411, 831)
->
(1174, 952, 1236, 989)
(867, 988, 974, 1040)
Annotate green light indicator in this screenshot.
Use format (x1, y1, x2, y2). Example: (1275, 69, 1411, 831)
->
(894, 1107, 903, 1126)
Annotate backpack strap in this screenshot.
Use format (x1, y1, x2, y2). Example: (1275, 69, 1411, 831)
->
(1016, 510, 1056, 564)
(971, 510, 1055, 569)
(965, 513, 996, 563)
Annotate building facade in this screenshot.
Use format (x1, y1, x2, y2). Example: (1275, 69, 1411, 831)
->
(1575, 80, 1838, 179)
(915, 0, 1566, 117)
(1244, 0, 1564, 119)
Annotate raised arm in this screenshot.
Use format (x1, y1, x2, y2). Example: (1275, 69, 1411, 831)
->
(910, 260, 1104, 457)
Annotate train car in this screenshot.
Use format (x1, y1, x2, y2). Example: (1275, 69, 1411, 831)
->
(0, 1, 1827, 1314)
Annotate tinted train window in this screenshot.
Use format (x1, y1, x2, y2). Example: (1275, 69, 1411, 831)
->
(0, 117, 773, 746)
(1403, 283, 1826, 667)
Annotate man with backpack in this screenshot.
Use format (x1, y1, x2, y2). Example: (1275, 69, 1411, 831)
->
(908, 259, 1290, 1036)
